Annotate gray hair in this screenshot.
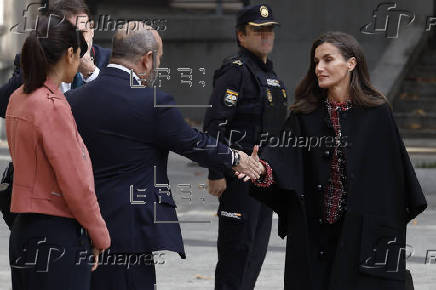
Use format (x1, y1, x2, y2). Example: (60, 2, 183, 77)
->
(111, 22, 158, 64)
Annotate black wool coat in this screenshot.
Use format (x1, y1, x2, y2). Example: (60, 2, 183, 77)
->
(251, 101, 427, 290)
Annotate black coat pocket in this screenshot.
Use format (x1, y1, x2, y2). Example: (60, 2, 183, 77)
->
(359, 214, 406, 281)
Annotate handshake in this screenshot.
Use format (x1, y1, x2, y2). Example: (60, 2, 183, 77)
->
(232, 145, 265, 182)
(208, 146, 265, 197)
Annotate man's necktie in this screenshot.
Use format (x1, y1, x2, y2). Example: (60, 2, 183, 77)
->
(71, 72, 84, 89)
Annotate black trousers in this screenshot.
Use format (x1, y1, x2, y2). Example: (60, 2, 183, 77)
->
(215, 178, 272, 290)
(91, 251, 156, 290)
(9, 213, 92, 290)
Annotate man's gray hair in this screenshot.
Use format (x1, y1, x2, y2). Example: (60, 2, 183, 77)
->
(111, 22, 158, 63)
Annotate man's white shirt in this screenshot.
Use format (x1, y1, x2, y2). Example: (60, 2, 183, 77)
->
(59, 67, 100, 93)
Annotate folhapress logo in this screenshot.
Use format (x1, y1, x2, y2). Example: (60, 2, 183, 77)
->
(361, 2, 415, 38)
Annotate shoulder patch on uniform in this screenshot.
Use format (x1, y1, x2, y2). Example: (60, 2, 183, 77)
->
(232, 59, 243, 66)
(224, 89, 239, 107)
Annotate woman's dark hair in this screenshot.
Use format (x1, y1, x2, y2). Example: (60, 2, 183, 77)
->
(291, 31, 387, 113)
(50, 0, 90, 20)
(21, 15, 87, 94)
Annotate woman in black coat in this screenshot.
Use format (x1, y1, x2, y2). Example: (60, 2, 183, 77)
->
(245, 31, 427, 290)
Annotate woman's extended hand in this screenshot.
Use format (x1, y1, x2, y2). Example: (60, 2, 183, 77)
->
(234, 146, 265, 181)
(232, 150, 263, 180)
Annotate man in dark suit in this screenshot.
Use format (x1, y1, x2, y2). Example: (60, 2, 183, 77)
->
(66, 22, 262, 290)
(0, 0, 111, 117)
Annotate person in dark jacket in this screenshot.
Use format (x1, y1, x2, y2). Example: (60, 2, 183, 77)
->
(66, 22, 262, 290)
(203, 5, 287, 289)
(0, 0, 111, 118)
(246, 31, 427, 290)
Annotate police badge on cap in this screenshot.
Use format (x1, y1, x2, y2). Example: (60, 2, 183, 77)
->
(236, 4, 280, 27)
(260, 5, 269, 18)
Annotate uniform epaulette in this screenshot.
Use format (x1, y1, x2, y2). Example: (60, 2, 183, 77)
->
(231, 59, 243, 66)
(222, 55, 244, 67)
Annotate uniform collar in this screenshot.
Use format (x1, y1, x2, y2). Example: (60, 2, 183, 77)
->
(239, 47, 273, 72)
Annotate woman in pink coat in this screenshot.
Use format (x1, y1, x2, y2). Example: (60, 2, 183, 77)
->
(6, 15, 110, 290)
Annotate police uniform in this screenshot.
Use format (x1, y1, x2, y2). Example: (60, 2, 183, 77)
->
(203, 4, 288, 289)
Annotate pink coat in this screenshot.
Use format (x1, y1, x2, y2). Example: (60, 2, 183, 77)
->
(5, 79, 110, 250)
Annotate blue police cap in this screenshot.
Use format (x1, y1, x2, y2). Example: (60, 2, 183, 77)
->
(236, 4, 279, 27)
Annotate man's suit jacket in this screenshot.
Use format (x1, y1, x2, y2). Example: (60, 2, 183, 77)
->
(66, 67, 233, 257)
(0, 44, 111, 118)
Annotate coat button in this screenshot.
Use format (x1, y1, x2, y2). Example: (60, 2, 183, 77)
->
(323, 150, 331, 158)
(299, 194, 305, 200)
(319, 250, 326, 258)
(316, 184, 323, 191)
(318, 218, 323, 225)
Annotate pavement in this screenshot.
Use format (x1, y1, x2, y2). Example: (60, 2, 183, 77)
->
(0, 146, 434, 290)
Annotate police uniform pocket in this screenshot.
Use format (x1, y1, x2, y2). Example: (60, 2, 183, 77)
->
(217, 209, 247, 246)
(218, 210, 245, 223)
(217, 181, 247, 225)
(359, 214, 406, 281)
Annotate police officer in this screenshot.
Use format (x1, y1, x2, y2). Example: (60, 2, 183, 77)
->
(203, 4, 288, 290)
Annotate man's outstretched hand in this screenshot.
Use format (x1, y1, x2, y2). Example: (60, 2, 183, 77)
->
(233, 146, 265, 182)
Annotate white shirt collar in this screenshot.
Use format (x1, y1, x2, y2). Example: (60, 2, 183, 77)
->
(107, 63, 142, 84)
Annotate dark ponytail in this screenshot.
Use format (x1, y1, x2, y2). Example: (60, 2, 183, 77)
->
(21, 14, 88, 94)
(21, 33, 49, 94)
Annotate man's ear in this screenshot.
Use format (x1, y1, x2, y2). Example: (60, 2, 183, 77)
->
(237, 31, 244, 44)
(141, 51, 154, 72)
